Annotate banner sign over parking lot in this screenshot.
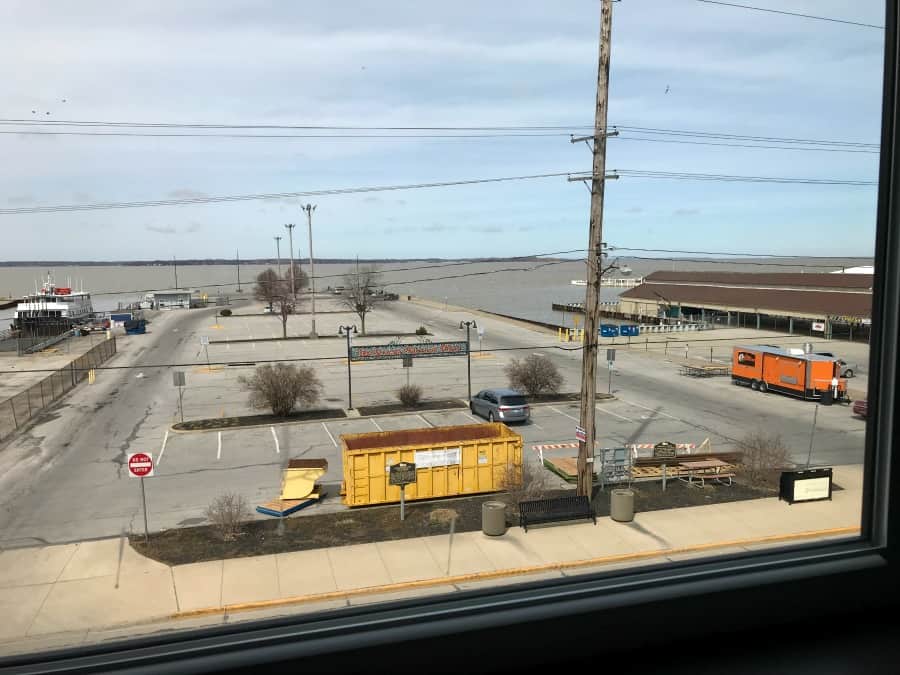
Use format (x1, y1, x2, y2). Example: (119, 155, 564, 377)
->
(350, 341, 468, 362)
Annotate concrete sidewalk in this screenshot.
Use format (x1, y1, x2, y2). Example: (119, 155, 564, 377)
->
(0, 465, 863, 659)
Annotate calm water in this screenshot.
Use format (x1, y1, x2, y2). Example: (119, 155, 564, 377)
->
(0, 257, 873, 328)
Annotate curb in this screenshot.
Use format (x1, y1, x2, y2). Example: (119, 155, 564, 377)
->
(168, 397, 616, 435)
(171, 525, 859, 620)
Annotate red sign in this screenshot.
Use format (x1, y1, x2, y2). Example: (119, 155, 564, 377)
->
(127, 452, 154, 478)
(575, 426, 587, 443)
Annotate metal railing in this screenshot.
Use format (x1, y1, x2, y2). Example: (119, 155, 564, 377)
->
(0, 336, 117, 442)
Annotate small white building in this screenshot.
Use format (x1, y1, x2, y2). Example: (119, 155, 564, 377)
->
(153, 291, 192, 309)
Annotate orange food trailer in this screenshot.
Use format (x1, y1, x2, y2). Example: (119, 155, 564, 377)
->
(731, 346, 848, 402)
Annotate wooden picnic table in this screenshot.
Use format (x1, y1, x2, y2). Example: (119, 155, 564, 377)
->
(678, 459, 734, 486)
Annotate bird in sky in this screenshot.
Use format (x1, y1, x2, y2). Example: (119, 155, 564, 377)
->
(665, 85, 670, 94)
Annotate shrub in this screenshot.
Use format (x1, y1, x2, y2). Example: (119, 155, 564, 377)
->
(415, 325, 428, 335)
(205, 493, 250, 541)
(504, 354, 563, 397)
(397, 383, 423, 407)
(499, 460, 546, 512)
(736, 432, 791, 488)
(220, 309, 232, 317)
(238, 363, 323, 416)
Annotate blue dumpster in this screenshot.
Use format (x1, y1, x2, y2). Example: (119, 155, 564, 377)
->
(600, 325, 619, 337)
(620, 325, 640, 337)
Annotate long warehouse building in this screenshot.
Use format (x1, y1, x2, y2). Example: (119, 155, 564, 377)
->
(617, 271, 873, 340)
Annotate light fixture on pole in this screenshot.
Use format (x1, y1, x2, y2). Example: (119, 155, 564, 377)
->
(338, 325, 358, 410)
(284, 224, 296, 302)
(274, 236, 282, 276)
(301, 204, 318, 338)
(459, 320, 477, 401)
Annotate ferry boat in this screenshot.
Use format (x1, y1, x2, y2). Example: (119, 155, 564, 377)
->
(12, 272, 94, 336)
(570, 279, 587, 286)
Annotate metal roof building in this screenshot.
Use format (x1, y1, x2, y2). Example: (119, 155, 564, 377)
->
(618, 271, 873, 340)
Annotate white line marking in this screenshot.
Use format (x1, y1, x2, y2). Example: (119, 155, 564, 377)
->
(217, 432, 222, 460)
(617, 397, 680, 420)
(322, 422, 337, 447)
(226, 343, 230, 351)
(463, 412, 480, 423)
(158, 429, 169, 466)
(251, 342, 256, 350)
(270, 426, 280, 453)
(370, 418, 383, 432)
(548, 405, 579, 422)
(530, 421, 545, 430)
(594, 405, 634, 422)
(417, 414, 434, 427)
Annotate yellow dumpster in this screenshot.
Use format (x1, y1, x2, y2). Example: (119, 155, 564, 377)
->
(341, 423, 522, 507)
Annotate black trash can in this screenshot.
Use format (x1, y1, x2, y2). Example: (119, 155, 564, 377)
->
(821, 389, 834, 406)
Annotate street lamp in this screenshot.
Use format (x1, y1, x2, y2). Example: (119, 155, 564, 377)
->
(339, 324, 358, 410)
(459, 320, 477, 402)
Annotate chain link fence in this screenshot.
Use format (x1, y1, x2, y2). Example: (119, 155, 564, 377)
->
(0, 336, 117, 441)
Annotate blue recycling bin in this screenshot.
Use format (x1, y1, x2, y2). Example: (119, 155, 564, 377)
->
(600, 325, 619, 337)
(620, 325, 640, 337)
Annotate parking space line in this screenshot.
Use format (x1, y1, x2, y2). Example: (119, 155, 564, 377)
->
(158, 429, 169, 466)
(270, 426, 280, 454)
(217, 432, 222, 460)
(322, 422, 338, 447)
(595, 405, 635, 423)
(463, 412, 480, 423)
(530, 421, 545, 430)
(417, 414, 434, 427)
(548, 405, 579, 422)
(617, 397, 680, 421)
(370, 418, 383, 432)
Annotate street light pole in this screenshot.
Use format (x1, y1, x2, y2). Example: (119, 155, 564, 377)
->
(284, 224, 296, 302)
(339, 325, 357, 410)
(274, 236, 282, 276)
(459, 320, 477, 401)
(301, 204, 318, 338)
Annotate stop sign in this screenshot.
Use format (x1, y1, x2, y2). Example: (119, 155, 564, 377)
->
(127, 452, 154, 478)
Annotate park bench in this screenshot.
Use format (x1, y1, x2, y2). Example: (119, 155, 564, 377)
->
(519, 495, 596, 532)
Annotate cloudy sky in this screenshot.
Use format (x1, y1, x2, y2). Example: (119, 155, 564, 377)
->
(0, 1, 886, 261)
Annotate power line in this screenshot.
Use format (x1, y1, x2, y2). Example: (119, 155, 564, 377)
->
(0, 172, 578, 215)
(615, 126, 878, 148)
(608, 245, 873, 259)
(0, 130, 579, 140)
(693, 0, 884, 29)
(614, 134, 879, 154)
(0, 169, 877, 216)
(609, 255, 859, 269)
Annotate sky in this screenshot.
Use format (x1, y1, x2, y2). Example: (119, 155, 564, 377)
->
(0, 0, 886, 261)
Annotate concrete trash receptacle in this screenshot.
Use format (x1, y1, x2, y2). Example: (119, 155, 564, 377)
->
(482, 501, 507, 536)
(610, 489, 635, 522)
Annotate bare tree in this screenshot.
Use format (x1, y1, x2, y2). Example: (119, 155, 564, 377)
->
(499, 460, 546, 513)
(736, 432, 791, 488)
(505, 354, 563, 397)
(238, 363, 323, 417)
(205, 493, 250, 541)
(343, 264, 381, 335)
(397, 384, 423, 407)
(253, 268, 280, 309)
(271, 281, 294, 338)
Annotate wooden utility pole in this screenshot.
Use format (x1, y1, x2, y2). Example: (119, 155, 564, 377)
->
(577, 0, 613, 499)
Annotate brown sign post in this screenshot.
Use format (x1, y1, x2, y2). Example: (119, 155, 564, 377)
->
(653, 442, 677, 491)
(389, 462, 417, 521)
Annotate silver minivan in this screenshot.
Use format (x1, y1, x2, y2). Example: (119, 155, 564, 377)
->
(470, 388, 530, 424)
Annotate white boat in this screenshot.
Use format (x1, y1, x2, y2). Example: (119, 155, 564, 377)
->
(570, 280, 587, 286)
(13, 272, 94, 336)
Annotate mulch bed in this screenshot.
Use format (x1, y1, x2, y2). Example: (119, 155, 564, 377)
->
(132, 475, 794, 566)
(356, 399, 467, 416)
(173, 408, 347, 431)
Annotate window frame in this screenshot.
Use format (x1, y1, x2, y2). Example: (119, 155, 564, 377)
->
(3, 4, 899, 673)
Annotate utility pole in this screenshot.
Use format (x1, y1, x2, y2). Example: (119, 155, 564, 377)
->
(284, 224, 296, 302)
(576, 0, 614, 500)
(274, 236, 282, 276)
(236, 249, 242, 292)
(459, 320, 477, 401)
(172, 256, 178, 290)
(301, 204, 318, 337)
